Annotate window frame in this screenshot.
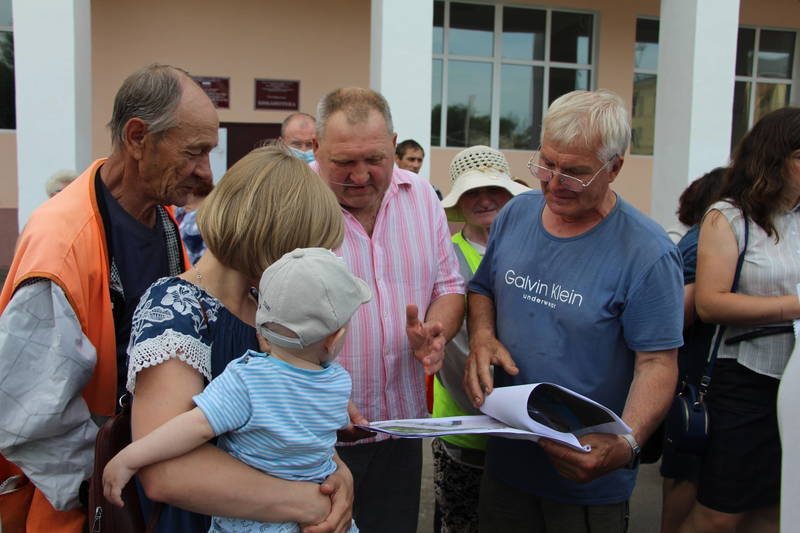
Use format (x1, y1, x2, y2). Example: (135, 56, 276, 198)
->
(734, 24, 800, 131)
(628, 17, 800, 156)
(630, 16, 659, 156)
(432, 0, 598, 150)
(0, 24, 13, 133)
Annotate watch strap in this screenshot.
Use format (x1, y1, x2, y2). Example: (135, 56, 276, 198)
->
(620, 433, 641, 469)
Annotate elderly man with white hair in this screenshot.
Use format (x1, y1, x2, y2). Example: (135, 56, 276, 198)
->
(464, 90, 683, 533)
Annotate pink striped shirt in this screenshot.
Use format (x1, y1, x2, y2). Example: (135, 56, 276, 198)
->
(315, 164, 464, 443)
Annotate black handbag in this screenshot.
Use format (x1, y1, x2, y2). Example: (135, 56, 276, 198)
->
(665, 218, 749, 454)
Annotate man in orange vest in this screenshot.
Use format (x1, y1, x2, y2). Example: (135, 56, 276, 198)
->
(0, 63, 217, 533)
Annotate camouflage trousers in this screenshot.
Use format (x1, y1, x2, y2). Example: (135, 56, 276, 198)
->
(432, 438, 485, 533)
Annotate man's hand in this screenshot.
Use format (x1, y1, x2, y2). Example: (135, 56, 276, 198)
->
(302, 455, 354, 533)
(538, 433, 632, 483)
(463, 331, 518, 408)
(406, 304, 446, 375)
(337, 401, 375, 443)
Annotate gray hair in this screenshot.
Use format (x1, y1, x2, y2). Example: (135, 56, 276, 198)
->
(316, 87, 394, 141)
(107, 63, 191, 150)
(45, 169, 78, 197)
(281, 112, 316, 137)
(542, 90, 630, 162)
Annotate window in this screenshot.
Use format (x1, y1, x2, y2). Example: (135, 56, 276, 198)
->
(0, 0, 13, 130)
(431, 1, 595, 149)
(631, 18, 659, 155)
(629, 18, 798, 155)
(732, 27, 797, 149)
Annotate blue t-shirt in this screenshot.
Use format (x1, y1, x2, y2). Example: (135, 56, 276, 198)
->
(676, 225, 714, 384)
(194, 350, 351, 483)
(99, 177, 171, 395)
(678, 225, 699, 284)
(193, 351, 355, 533)
(469, 190, 683, 504)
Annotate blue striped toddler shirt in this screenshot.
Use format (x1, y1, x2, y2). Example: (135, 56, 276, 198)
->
(193, 349, 352, 483)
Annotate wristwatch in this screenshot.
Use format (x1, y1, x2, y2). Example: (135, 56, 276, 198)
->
(620, 433, 641, 469)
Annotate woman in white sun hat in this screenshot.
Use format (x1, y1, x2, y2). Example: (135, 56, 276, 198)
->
(432, 145, 529, 533)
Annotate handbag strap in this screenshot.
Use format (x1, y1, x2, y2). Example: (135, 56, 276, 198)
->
(118, 393, 164, 531)
(698, 216, 750, 398)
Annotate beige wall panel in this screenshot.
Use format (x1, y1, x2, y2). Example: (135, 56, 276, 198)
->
(0, 132, 17, 209)
(741, 0, 800, 26)
(616, 155, 653, 215)
(91, 0, 370, 157)
(0, 132, 17, 269)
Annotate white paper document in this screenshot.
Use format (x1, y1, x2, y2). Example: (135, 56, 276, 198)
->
(357, 383, 631, 452)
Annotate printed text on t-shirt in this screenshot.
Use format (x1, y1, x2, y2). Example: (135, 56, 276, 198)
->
(504, 269, 584, 308)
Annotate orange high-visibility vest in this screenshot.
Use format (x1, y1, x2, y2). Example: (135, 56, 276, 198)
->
(0, 159, 187, 532)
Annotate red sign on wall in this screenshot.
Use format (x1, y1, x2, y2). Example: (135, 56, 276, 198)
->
(255, 79, 299, 111)
(193, 76, 230, 109)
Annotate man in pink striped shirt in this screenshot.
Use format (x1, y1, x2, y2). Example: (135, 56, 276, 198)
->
(311, 87, 465, 533)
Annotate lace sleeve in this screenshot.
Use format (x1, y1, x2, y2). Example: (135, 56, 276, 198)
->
(126, 278, 218, 392)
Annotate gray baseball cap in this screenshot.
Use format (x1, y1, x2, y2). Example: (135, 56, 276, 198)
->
(256, 248, 372, 349)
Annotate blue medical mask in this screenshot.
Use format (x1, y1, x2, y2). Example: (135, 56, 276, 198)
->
(290, 147, 315, 163)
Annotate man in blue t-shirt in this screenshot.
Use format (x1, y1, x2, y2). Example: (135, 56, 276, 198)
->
(464, 89, 683, 533)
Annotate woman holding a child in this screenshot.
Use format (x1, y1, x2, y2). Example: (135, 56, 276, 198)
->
(125, 145, 353, 532)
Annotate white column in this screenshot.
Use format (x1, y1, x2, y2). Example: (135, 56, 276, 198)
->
(13, 0, 92, 227)
(650, 0, 739, 230)
(370, 0, 433, 180)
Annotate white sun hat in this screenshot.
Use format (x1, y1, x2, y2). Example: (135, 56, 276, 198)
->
(441, 145, 530, 222)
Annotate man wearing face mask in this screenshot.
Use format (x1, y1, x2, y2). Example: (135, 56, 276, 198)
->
(279, 112, 317, 163)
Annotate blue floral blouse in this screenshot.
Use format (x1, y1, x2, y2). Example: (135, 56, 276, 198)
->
(126, 276, 259, 532)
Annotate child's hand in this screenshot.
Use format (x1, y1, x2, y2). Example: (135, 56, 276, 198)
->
(102, 455, 137, 507)
(337, 401, 375, 443)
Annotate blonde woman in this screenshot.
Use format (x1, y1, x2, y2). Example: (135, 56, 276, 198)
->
(127, 145, 353, 533)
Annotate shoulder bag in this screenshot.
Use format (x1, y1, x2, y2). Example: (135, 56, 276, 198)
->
(88, 395, 162, 533)
(664, 217, 749, 454)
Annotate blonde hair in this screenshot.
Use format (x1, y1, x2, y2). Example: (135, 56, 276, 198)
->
(542, 90, 630, 162)
(197, 145, 344, 281)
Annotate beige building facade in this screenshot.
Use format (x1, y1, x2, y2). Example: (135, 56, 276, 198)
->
(1, 0, 799, 270)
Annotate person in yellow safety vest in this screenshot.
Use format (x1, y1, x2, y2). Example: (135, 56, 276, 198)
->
(433, 145, 529, 533)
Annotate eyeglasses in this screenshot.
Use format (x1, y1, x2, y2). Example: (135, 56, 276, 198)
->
(527, 151, 617, 193)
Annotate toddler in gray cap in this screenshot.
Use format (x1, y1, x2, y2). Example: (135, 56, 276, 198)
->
(103, 248, 370, 533)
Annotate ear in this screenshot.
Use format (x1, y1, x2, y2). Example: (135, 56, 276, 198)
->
(323, 327, 347, 352)
(256, 332, 271, 353)
(607, 155, 625, 184)
(391, 132, 398, 149)
(312, 137, 320, 157)
(124, 118, 149, 161)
